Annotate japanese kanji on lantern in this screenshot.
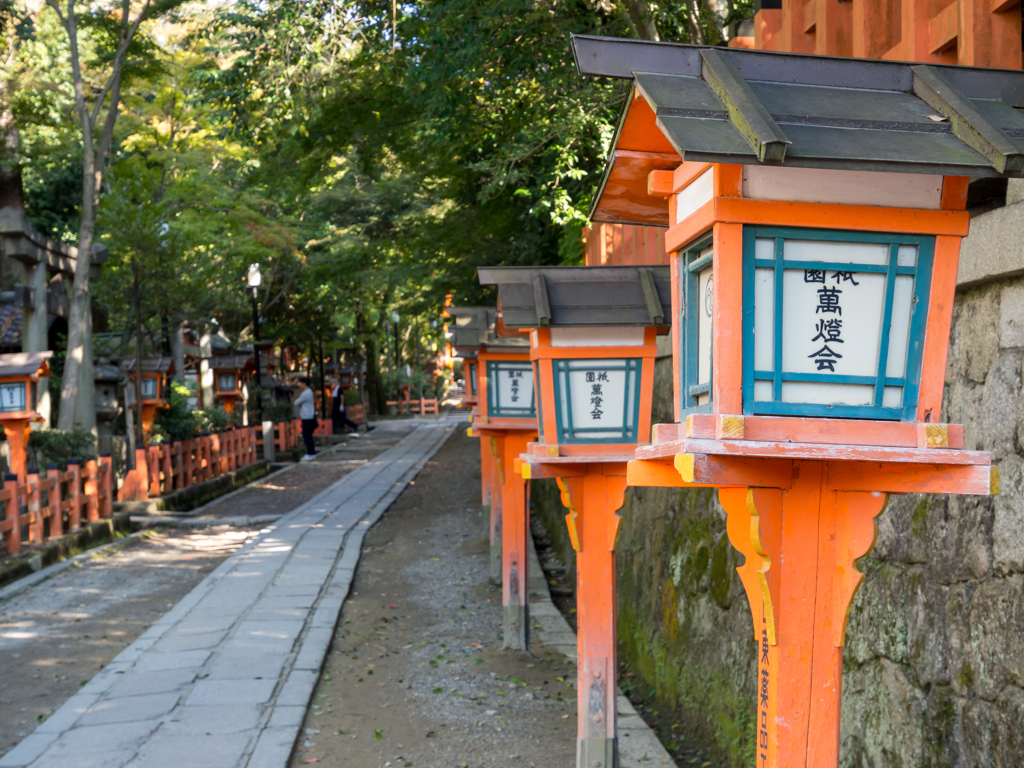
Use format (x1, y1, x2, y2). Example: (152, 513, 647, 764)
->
(570, 34, 1011, 768)
(0, 352, 52, 482)
(478, 265, 670, 768)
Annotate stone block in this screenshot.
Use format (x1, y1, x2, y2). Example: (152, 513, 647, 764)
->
(34, 693, 99, 734)
(133, 649, 212, 673)
(266, 705, 306, 729)
(839, 659, 925, 768)
(104, 668, 196, 698)
(244, 726, 299, 768)
(992, 454, 1024, 574)
(205, 652, 288, 681)
(152, 629, 227, 654)
(162, 703, 262, 734)
(981, 350, 1022, 460)
(1000, 280, 1024, 348)
(0, 732, 58, 767)
(186, 678, 276, 706)
(293, 626, 333, 671)
(77, 692, 181, 726)
(124, 731, 253, 768)
(34, 719, 161, 757)
(274, 670, 318, 707)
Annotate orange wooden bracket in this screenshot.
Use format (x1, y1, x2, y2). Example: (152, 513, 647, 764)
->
(720, 462, 888, 768)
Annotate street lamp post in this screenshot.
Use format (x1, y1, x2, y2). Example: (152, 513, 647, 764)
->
(247, 263, 262, 424)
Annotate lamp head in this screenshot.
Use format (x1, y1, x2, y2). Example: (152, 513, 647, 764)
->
(247, 263, 262, 288)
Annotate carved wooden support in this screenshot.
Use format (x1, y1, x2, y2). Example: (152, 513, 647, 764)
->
(720, 461, 888, 768)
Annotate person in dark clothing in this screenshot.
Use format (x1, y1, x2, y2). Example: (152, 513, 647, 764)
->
(330, 379, 359, 433)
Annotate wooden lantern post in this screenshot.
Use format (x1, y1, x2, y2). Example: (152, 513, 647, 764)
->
(450, 307, 500, 579)
(478, 266, 670, 768)
(210, 354, 254, 415)
(121, 356, 175, 437)
(0, 352, 52, 482)
(571, 36, 1010, 768)
(458, 305, 538, 650)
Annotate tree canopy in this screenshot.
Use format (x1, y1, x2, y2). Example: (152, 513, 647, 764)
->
(1, 0, 749, 409)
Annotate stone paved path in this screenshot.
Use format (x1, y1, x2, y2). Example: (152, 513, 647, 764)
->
(0, 420, 459, 768)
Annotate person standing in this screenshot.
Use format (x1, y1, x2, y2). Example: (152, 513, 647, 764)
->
(331, 378, 359, 434)
(294, 377, 317, 461)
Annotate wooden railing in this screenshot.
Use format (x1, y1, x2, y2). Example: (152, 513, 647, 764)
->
(1, 457, 113, 556)
(119, 426, 259, 502)
(388, 397, 439, 415)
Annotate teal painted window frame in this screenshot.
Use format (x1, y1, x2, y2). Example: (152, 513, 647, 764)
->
(552, 358, 643, 444)
(468, 362, 477, 396)
(741, 225, 934, 421)
(533, 361, 544, 442)
(679, 235, 715, 418)
(486, 360, 536, 419)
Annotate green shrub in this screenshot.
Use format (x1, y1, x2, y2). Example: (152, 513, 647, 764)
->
(343, 388, 362, 406)
(28, 428, 97, 470)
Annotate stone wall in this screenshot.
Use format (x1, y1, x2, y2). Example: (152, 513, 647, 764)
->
(530, 272, 1024, 767)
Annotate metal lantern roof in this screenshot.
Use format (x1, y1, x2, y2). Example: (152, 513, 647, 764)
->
(0, 351, 52, 378)
(573, 34, 1024, 224)
(120, 356, 175, 375)
(477, 266, 671, 328)
(207, 355, 254, 371)
(448, 306, 530, 352)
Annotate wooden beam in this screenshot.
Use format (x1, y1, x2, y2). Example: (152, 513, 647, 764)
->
(699, 48, 792, 164)
(913, 65, 1024, 174)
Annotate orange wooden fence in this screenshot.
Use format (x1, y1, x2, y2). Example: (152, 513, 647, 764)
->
(388, 397, 439, 415)
(119, 426, 259, 502)
(1, 456, 113, 556)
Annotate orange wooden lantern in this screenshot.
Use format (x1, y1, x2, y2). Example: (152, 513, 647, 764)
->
(572, 35, 1010, 768)
(209, 354, 254, 414)
(450, 307, 499, 574)
(0, 352, 51, 482)
(460, 305, 538, 650)
(121, 356, 175, 436)
(478, 266, 670, 768)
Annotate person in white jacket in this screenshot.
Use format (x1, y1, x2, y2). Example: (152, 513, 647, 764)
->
(293, 377, 317, 461)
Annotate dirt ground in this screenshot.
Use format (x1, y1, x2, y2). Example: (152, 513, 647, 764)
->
(0, 526, 252, 757)
(291, 426, 579, 768)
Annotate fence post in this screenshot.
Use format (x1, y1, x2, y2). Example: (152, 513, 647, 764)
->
(99, 454, 113, 518)
(225, 429, 235, 473)
(68, 459, 82, 528)
(4, 474, 20, 555)
(147, 445, 160, 497)
(85, 459, 99, 523)
(262, 422, 275, 463)
(46, 463, 61, 537)
(182, 439, 193, 488)
(172, 441, 182, 489)
(203, 436, 213, 482)
(161, 441, 172, 493)
(27, 470, 41, 543)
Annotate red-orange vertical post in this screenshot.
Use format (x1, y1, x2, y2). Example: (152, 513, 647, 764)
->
(69, 459, 82, 529)
(27, 470, 41, 543)
(99, 454, 113, 518)
(46, 464, 61, 537)
(2, 421, 30, 483)
(85, 459, 99, 523)
(557, 466, 628, 768)
(499, 431, 533, 650)
(4, 474, 19, 555)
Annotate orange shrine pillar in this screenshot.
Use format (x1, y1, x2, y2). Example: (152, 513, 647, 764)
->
(499, 431, 532, 650)
(720, 463, 888, 767)
(2, 420, 30, 483)
(557, 466, 628, 767)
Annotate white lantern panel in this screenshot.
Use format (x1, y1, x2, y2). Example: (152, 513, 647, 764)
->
(753, 380, 773, 401)
(754, 238, 774, 260)
(555, 359, 640, 443)
(781, 382, 873, 406)
(783, 240, 888, 266)
(753, 268, 774, 371)
(0, 382, 25, 412)
(488, 362, 535, 418)
(140, 377, 158, 399)
(780, 269, 886, 378)
(897, 245, 917, 267)
(697, 265, 713, 386)
(218, 373, 237, 392)
(883, 387, 903, 408)
(886, 276, 915, 379)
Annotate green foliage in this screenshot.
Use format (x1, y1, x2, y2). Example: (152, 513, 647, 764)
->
(151, 381, 200, 443)
(342, 388, 362, 406)
(28, 428, 97, 470)
(250, 387, 295, 424)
